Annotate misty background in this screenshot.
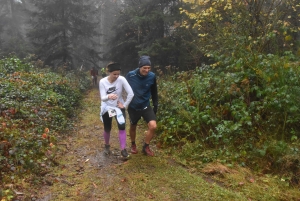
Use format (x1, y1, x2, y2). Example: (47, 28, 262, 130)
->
(0, 0, 299, 74)
(0, 0, 124, 72)
(0, 0, 187, 74)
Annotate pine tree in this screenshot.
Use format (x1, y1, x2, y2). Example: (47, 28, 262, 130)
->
(0, 0, 31, 58)
(105, 0, 183, 73)
(28, 0, 100, 69)
(95, 0, 122, 68)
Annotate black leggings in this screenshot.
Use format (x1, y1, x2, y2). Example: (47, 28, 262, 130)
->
(102, 108, 126, 132)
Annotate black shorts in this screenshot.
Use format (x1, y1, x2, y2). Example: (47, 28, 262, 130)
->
(102, 108, 126, 132)
(127, 106, 156, 125)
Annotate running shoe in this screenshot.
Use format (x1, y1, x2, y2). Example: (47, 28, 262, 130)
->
(142, 146, 154, 156)
(131, 144, 138, 154)
(104, 144, 111, 155)
(121, 149, 129, 158)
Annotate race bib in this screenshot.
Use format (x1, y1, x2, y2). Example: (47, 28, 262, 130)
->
(108, 108, 116, 117)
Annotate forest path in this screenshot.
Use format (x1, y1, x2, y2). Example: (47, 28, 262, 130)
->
(34, 87, 246, 201)
(36, 86, 139, 200)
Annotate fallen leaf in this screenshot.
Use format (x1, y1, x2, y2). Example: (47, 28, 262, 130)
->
(5, 184, 13, 188)
(249, 178, 255, 183)
(76, 188, 81, 196)
(148, 194, 154, 199)
(14, 190, 24, 195)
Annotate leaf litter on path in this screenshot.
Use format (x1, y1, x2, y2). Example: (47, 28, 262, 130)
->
(34, 88, 134, 200)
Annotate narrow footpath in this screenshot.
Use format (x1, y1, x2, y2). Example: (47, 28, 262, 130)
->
(34, 87, 247, 201)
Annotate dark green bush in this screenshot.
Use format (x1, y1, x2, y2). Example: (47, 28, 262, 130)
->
(0, 56, 89, 184)
(157, 52, 300, 176)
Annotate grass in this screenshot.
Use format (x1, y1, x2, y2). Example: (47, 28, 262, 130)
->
(111, 155, 247, 200)
(18, 87, 300, 201)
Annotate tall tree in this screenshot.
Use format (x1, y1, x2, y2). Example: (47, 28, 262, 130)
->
(28, 0, 100, 69)
(95, 0, 122, 68)
(180, 0, 300, 59)
(105, 0, 184, 73)
(0, 0, 31, 58)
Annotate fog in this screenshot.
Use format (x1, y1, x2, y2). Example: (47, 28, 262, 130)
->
(0, 0, 120, 70)
(2, 0, 297, 74)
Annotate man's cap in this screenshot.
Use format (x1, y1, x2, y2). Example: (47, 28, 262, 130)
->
(138, 55, 151, 68)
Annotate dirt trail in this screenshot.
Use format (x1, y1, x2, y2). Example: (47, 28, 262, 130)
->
(36, 87, 140, 200)
(32, 86, 263, 201)
(5, 78, 299, 201)
(33, 87, 231, 201)
(29, 86, 288, 201)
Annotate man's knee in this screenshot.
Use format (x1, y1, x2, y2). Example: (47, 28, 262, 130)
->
(148, 121, 157, 130)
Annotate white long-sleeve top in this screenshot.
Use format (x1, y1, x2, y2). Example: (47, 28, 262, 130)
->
(99, 76, 134, 116)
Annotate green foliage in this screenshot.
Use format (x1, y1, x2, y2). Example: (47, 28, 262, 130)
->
(157, 52, 300, 178)
(0, 56, 89, 188)
(0, 188, 14, 201)
(156, 1, 300, 178)
(180, 0, 300, 66)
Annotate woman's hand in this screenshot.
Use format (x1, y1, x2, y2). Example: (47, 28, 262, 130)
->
(117, 101, 124, 109)
(108, 94, 118, 100)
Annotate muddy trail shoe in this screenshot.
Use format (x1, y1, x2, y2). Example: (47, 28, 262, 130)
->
(121, 149, 129, 158)
(142, 146, 154, 157)
(104, 144, 111, 155)
(131, 144, 138, 154)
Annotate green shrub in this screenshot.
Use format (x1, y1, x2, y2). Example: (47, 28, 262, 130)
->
(0, 56, 89, 185)
(157, 52, 300, 177)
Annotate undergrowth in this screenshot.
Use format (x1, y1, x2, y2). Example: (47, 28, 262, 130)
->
(156, 52, 300, 188)
(28, 88, 300, 201)
(0, 56, 90, 200)
(1, 54, 300, 200)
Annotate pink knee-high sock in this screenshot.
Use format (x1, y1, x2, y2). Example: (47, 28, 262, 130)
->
(103, 131, 110, 145)
(119, 130, 127, 150)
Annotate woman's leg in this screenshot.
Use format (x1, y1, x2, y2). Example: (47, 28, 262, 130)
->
(102, 112, 112, 154)
(116, 109, 129, 157)
(116, 109, 126, 149)
(119, 130, 126, 150)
